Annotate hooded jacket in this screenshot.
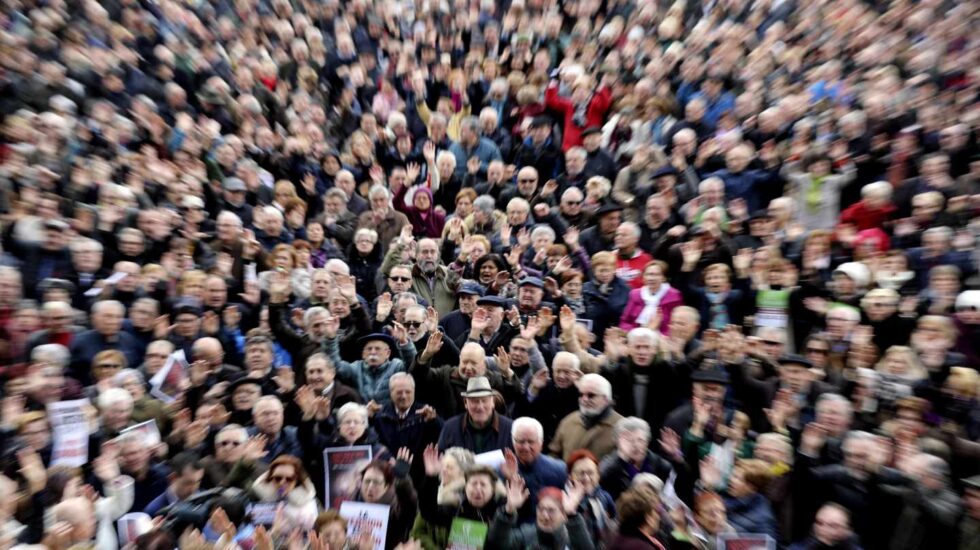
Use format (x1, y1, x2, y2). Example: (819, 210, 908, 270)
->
(394, 184, 446, 239)
(251, 472, 319, 531)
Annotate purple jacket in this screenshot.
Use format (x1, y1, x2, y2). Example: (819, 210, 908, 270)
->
(618, 286, 684, 333)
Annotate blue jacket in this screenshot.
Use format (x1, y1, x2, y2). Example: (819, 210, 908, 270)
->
(512, 454, 568, 519)
(246, 426, 302, 462)
(692, 91, 736, 128)
(130, 462, 172, 513)
(583, 278, 631, 345)
(450, 137, 503, 179)
(371, 401, 444, 459)
(438, 413, 514, 455)
(323, 336, 416, 406)
(705, 168, 781, 212)
(143, 488, 178, 517)
(725, 492, 778, 540)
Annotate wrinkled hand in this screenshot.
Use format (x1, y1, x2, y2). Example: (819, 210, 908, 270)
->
(422, 444, 441, 477)
(495, 346, 512, 377)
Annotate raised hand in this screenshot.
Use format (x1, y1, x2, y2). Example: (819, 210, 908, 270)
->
(801, 422, 828, 456)
(516, 227, 531, 249)
(658, 428, 683, 460)
(406, 162, 422, 185)
(391, 321, 409, 345)
(563, 226, 580, 250)
(699, 455, 722, 489)
(506, 305, 521, 327)
(324, 314, 341, 339)
(528, 368, 550, 396)
(425, 306, 439, 333)
(471, 307, 490, 332)
(201, 310, 220, 336)
(272, 367, 296, 393)
(366, 400, 382, 417)
(208, 507, 237, 540)
(422, 444, 441, 477)
(504, 475, 529, 514)
(396, 447, 414, 464)
(537, 307, 555, 331)
(376, 292, 394, 320)
(243, 434, 269, 462)
(563, 480, 586, 515)
(420, 330, 443, 362)
(520, 316, 541, 341)
(423, 141, 437, 164)
(313, 396, 332, 421)
(238, 280, 261, 305)
(558, 305, 577, 332)
(416, 404, 438, 422)
(495, 346, 512, 378)
(680, 240, 702, 269)
(502, 448, 519, 481)
(467, 156, 481, 175)
(499, 223, 513, 244)
(1, 394, 25, 428)
(183, 419, 210, 449)
(733, 248, 753, 273)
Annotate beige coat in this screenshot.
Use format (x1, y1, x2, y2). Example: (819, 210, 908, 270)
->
(549, 408, 624, 463)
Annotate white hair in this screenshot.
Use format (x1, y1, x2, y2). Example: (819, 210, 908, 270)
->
(511, 417, 544, 443)
(324, 258, 351, 275)
(627, 327, 658, 345)
(553, 351, 582, 372)
(436, 150, 457, 168)
(578, 373, 612, 400)
(336, 402, 368, 424)
(389, 372, 415, 389)
(97, 387, 134, 411)
(530, 224, 556, 242)
(616, 416, 651, 440)
(92, 300, 124, 316)
(31, 343, 70, 368)
(861, 181, 892, 201)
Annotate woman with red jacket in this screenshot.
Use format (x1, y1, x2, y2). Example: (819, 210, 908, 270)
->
(545, 70, 614, 151)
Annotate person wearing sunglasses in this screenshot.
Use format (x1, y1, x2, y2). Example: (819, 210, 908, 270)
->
(549, 373, 623, 463)
(200, 424, 256, 489)
(250, 455, 318, 532)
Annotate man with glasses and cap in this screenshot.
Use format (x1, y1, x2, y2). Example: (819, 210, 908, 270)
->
(456, 294, 520, 353)
(438, 376, 515, 454)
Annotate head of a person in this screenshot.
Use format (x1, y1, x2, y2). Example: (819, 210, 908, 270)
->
(244, 335, 275, 376)
(614, 222, 641, 253)
(98, 387, 134, 432)
(463, 465, 498, 508)
(861, 288, 899, 322)
(268, 455, 307, 495)
(214, 424, 247, 464)
(616, 416, 651, 464)
(314, 511, 349, 550)
(388, 265, 413, 294)
(812, 503, 853, 546)
(417, 238, 439, 273)
(841, 431, 878, 479)
(16, 411, 50, 452)
(668, 306, 700, 343)
(118, 431, 151, 476)
(627, 328, 658, 366)
(252, 396, 284, 437)
(337, 402, 369, 443)
(512, 417, 544, 465)
(92, 350, 126, 382)
(517, 280, 544, 310)
(506, 197, 530, 226)
(596, 203, 622, 236)
(361, 335, 392, 367)
(458, 342, 487, 379)
(816, 394, 853, 437)
(703, 263, 731, 293)
(616, 488, 661, 537)
(640, 260, 668, 292)
(754, 432, 793, 466)
(359, 461, 394, 503)
(439, 447, 475, 486)
(535, 486, 567, 533)
(728, 459, 772, 498)
(577, 372, 611, 415)
(694, 491, 727, 535)
(463, 390, 495, 428)
(388, 372, 415, 412)
(91, 300, 125, 337)
(825, 306, 860, 340)
(304, 353, 336, 392)
(591, 251, 617, 285)
(168, 452, 205, 500)
(568, 450, 600, 494)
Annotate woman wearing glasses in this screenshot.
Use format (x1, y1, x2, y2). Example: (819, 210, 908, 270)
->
(250, 455, 319, 532)
(346, 458, 418, 550)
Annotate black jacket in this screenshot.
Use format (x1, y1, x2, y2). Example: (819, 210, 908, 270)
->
(598, 450, 675, 500)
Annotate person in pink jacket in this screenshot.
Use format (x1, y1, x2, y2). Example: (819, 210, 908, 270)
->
(619, 260, 683, 334)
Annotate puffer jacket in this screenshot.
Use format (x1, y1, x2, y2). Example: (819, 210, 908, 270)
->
(486, 509, 596, 550)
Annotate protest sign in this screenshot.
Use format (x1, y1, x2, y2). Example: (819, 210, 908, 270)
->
(324, 446, 373, 509)
(47, 399, 91, 467)
(718, 534, 776, 550)
(473, 449, 505, 470)
(339, 501, 389, 550)
(149, 350, 188, 403)
(447, 518, 488, 550)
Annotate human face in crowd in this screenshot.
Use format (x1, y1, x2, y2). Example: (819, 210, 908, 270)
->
(20, 419, 50, 452)
(72, 243, 103, 273)
(825, 309, 858, 340)
(245, 342, 273, 375)
(305, 358, 335, 392)
(388, 267, 413, 293)
(360, 466, 389, 503)
(536, 495, 566, 533)
(593, 263, 616, 285)
(232, 383, 262, 411)
(695, 498, 727, 535)
(458, 293, 478, 315)
(173, 465, 205, 500)
(311, 270, 331, 300)
(508, 338, 530, 367)
(253, 399, 284, 436)
(93, 304, 124, 337)
(517, 285, 543, 309)
(269, 463, 298, 494)
(319, 520, 348, 550)
(417, 240, 439, 273)
(362, 339, 391, 367)
(339, 411, 368, 443)
(119, 441, 151, 477)
(813, 506, 851, 545)
(642, 263, 665, 292)
(464, 395, 494, 426)
(617, 429, 650, 464)
(465, 473, 495, 508)
(561, 276, 583, 299)
(479, 261, 499, 284)
(215, 429, 246, 463)
(578, 379, 609, 415)
(389, 377, 414, 411)
(458, 344, 487, 379)
(441, 455, 465, 485)
(817, 401, 852, 437)
(629, 334, 656, 366)
(668, 310, 698, 343)
(598, 211, 622, 236)
(507, 203, 529, 226)
(513, 425, 543, 464)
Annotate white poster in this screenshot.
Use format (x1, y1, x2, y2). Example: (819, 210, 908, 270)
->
(119, 420, 162, 446)
(47, 399, 91, 467)
(339, 501, 389, 550)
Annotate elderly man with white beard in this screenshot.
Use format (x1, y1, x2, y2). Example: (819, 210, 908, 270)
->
(403, 304, 461, 367)
(548, 373, 624, 462)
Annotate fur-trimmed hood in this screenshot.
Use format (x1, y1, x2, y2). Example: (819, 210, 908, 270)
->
(251, 472, 318, 507)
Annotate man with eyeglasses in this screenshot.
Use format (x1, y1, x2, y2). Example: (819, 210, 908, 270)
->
(248, 395, 301, 462)
(499, 166, 541, 209)
(401, 304, 459, 365)
(24, 300, 81, 359)
(549, 373, 623, 462)
(69, 300, 141, 385)
(557, 187, 589, 229)
(201, 424, 262, 489)
(501, 417, 568, 519)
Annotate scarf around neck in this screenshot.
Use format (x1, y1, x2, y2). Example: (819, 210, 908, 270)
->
(636, 283, 672, 326)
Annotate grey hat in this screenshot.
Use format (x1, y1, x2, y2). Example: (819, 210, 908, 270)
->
(223, 177, 247, 192)
(460, 376, 495, 398)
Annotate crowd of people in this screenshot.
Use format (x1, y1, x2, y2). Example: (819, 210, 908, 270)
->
(0, 0, 979, 548)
